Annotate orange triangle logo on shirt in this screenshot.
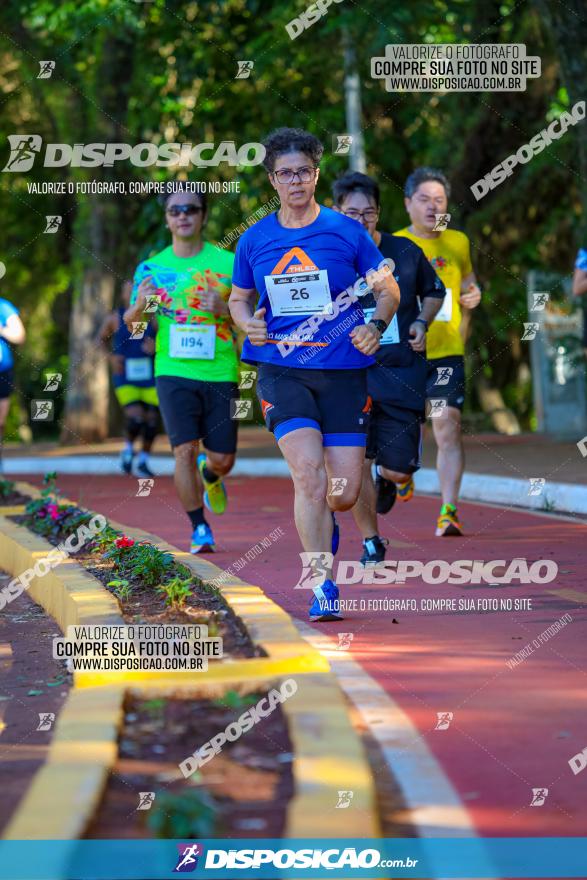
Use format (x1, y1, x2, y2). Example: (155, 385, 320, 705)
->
(272, 247, 318, 275)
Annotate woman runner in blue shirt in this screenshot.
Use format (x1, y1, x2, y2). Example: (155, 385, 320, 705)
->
(230, 128, 399, 621)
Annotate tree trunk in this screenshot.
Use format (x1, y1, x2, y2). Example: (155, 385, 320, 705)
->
(61, 32, 136, 442)
(342, 29, 366, 173)
(533, 0, 587, 240)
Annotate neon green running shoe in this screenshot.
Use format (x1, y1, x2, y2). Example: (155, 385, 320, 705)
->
(197, 453, 227, 515)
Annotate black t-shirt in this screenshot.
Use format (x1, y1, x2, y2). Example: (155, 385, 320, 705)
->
(362, 232, 446, 411)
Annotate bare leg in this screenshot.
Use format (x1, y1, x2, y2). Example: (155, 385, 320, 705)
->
(431, 406, 464, 506)
(173, 440, 202, 511)
(277, 427, 331, 556)
(351, 458, 378, 540)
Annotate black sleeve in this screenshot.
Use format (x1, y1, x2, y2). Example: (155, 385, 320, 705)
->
(416, 249, 446, 301)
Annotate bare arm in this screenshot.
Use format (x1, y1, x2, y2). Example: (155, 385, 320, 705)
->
(350, 264, 401, 355)
(123, 277, 159, 332)
(229, 285, 267, 345)
(572, 268, 587, 298)
(95, 312, 116, 351)
(460, 271, 481, 308)
(408, 295, 444, 352)
(0, 313, 25, 345)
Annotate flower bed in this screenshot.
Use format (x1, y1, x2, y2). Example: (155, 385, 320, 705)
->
(84, 690, 293, 840)
(11, 474, 259, 658)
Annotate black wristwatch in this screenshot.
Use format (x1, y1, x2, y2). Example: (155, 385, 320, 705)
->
(368, 318, 388, 335)
(414, 317, 428, 331)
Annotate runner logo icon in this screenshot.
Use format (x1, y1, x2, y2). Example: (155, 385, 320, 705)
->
(530, 788, 549, 806)
(435, 711, 453, 730)
(434, 366, 453, 386)
(335, 790, 354, 808)
(294, 551, 334, 590)
(174, 843, 204, 872)
(36, 712, 55, 731)
(3, 135, 42, 172)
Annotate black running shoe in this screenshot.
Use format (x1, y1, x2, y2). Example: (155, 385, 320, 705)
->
(376, 471, 397, 515)
(360, 535, 389, 565)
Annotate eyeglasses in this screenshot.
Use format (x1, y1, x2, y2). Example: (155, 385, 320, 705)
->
(166, 204, 203, 216)
(342, 208, 379, 222)
(272, 166, 316, 185)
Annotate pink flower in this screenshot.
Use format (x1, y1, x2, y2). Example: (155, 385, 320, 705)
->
(47, 503, 60, 521)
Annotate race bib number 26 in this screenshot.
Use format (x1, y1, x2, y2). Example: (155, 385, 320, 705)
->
(265, 270, 332, 317)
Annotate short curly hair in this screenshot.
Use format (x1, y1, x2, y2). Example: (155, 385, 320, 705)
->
(262, 127, 324, 172)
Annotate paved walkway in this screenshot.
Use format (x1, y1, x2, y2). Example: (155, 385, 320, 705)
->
(18, 471, 587, 842)
(3, 427, 587, 480)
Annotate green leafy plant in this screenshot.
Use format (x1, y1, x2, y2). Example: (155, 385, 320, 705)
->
(107, 578, 133, 601)
(0, 477, 16, 498)
(212, 690, 258, 710)
(157, 575, 193, 608)
(142, 698, 165, 719)
(105, 541, 174, 587)
(146, 789, 218, 839)
(89, 525, 120, 553)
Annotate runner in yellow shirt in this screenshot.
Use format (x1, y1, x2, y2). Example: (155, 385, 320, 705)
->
(395, 167, 481, 536)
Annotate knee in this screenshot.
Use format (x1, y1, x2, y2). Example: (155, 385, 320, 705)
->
(327, 477, 362, 511)
(174, 441, 197, 463)
(380, 467, 409, 483)
(291, 455, 328, 503)
(207, 452, 234, 476)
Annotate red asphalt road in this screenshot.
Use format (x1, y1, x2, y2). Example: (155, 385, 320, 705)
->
(27, 472, 587, 839)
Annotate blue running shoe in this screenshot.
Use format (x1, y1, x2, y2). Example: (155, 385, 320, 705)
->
(190, 523, 215, 554)
(309, 579, 343, 622)
(331, 512, 340, 556)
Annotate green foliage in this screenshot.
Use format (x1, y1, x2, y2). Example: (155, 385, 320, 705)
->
(146, 789, 218, 839)
(89, 525, 120, 553)
(157, 575, 193, 608)
(104, 540, 174, 587)
(1, 0, 584, 432)
(107, 578, 133, 601)
(0, 478, 16, 499)
(212, 690, 258, 710)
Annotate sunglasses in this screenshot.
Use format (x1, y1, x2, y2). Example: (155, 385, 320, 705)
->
(166, 204, 204, 217)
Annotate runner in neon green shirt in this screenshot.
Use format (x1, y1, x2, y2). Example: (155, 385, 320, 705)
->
(125, 183, 240, 554)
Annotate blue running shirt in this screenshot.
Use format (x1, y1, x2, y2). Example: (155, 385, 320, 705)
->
(0, 298, 19, 372)
(232, 206, 386, 369)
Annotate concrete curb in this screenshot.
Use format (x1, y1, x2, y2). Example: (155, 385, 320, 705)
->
(1, 484, 380, 840)
(3, 455, 585, 513)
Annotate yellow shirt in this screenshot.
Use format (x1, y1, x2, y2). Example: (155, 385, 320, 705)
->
(394, 227, 473, 359)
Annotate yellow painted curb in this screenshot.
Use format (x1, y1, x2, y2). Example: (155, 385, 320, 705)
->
(3, 686, 124, 839)
(0, 514, 124, 631)
(75, 652, 330, 689)
(4, 481, 380, 841)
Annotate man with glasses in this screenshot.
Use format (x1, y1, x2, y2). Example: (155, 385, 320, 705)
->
(332, 171, 445, 562)
(395, 168, 481, 536)
(125, 183, 239, 554)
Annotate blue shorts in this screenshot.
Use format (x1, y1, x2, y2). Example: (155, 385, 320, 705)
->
(426, 355, 466, 411)
(256, 364, 370, 446)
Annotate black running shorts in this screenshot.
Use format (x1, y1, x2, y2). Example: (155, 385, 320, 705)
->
(155, 375, 238, 452)
(256, 364, 371, 446)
